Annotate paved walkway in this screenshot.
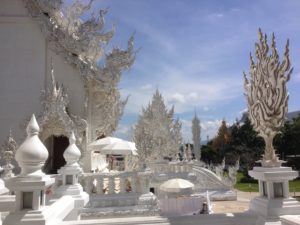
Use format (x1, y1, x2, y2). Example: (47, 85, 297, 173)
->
(212, 191, 258, 213)
(212, 191, 300, 214)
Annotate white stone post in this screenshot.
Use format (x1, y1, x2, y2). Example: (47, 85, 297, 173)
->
(108, 176, 115, 194)
(119, 176, 126, 194)
(131, 176, 136, 193)
(96, 177, 103, 194)
(83, 176, 92, 194)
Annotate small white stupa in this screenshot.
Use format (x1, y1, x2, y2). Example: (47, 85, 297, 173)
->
(4, 114, 55, 224)
(53, 131, 89, 220)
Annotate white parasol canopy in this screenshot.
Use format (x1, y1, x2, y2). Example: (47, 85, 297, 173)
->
(100, 140, 138, 155)
(160, 178, 194, 193)
(88, 137, 122, 151)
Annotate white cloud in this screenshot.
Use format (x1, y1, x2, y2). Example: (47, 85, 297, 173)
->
(203, 106, 210, 111)
(113, 124, 133, 141)
(169, 93, 186, 104)
(201, 119, 223, 140)
(120, 68, 242, 116)
(140, 84, 153, 90)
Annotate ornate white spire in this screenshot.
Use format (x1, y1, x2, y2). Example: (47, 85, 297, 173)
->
(1, 130, 18, 178)
(15, 114, 49, 176)
(63, 131, 81, 166)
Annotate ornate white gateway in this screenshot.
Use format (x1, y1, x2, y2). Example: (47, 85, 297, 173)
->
(39, 64, 87, 145)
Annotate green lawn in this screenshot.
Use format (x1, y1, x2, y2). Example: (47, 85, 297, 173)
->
(234, 172, 259, 192)
(289, 179, 300, 193)
(234, 172, 300, 193)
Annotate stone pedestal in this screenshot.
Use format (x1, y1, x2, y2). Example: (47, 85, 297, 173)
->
(248, 167, 300, 224)
(54, 165, 89, 220)
(52, 132, 89, 221)
(3, 175, 56, 225)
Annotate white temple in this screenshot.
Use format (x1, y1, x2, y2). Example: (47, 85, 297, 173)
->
(0, 0, 135, 173)
(0, 1, 299, 225)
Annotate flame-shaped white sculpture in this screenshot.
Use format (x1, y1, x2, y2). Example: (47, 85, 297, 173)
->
(244, 29, 293, 167)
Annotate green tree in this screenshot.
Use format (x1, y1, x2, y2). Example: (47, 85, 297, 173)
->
(275, 113, 300, 169)
(229, 117, 264, 173)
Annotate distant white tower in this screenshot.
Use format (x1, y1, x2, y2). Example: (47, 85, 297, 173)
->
(192, 112, 201, 160)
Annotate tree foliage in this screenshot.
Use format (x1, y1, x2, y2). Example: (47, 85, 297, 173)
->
(201, 117, 264, 171)
(274, 113, 300, 169)
(212, 120, 230, 149)
(200, 113, 300, 172)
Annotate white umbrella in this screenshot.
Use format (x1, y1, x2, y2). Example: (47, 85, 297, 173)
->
(160, 178, 194, 193)
(88, 137, 122, 151)
(100, 140, 138, 155)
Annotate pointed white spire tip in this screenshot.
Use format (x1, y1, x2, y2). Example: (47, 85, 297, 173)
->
(70, 131, 76, 144)
(26, 114, 40, 136)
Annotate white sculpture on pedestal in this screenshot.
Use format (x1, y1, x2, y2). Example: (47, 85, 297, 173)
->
(244, 28, 292, 167)
(244, 29, 300, 224)
(53, 131, 89, 221)
(3, 115, 77, 225)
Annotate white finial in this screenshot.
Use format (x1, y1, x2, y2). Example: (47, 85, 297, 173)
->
(26, 114, 40, 136)
(63, 131, 81, 166)
(69, 131, 76, 145)
(15, 114, 48, 176)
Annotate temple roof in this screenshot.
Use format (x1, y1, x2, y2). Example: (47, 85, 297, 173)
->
(23, 0, 135, 91)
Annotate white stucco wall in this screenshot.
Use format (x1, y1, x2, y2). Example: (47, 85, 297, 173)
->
(0, 0, 86, 153)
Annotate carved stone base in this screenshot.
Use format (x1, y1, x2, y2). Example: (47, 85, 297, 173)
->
(249, 197, 300, 224)
(249, 167, 300, 225)
(258, 158, 286, 168)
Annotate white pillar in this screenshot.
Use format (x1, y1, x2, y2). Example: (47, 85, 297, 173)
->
(259, 181, 264, 197)
(283, 181, 289, 198)
(266, 181, 273, 199)
(108, 176, 115, 194)
(131, 177, 136, 193)
(120, 176, 126, 194)
(96, 177, 103, 194)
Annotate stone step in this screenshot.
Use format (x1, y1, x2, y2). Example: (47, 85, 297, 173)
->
(81, 205, 159, 219)
(63, 212, 259, 225)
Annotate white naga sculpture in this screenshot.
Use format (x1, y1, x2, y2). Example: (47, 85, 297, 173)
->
(244, 29, 292, 167)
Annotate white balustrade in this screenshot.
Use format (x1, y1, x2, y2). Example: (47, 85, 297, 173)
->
(82, 171, 151, 196)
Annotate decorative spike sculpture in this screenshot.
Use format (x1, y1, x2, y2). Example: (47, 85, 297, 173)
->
(244, 29, 293, 167)
(1, 130, 18, 178)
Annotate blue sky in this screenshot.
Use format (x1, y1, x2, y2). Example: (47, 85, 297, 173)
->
(88, 0, 300, 142)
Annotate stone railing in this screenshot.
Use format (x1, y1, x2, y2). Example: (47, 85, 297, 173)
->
(81, 170, 152, 196)
(149, 161, 193, 174)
